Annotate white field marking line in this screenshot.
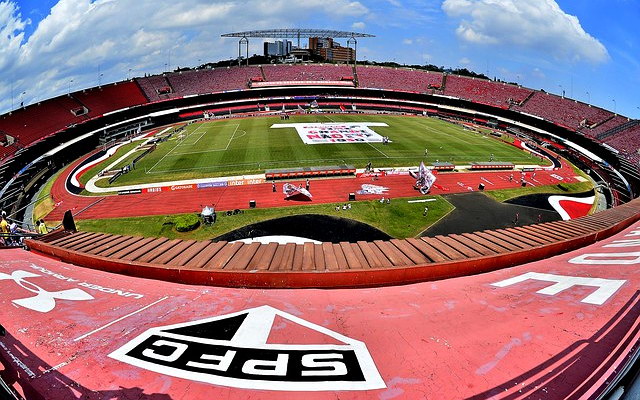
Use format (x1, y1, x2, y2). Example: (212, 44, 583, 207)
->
(189, 127, 209, 146)
(146, 124, 209, 173)
(170, 125, 242, 156)
(407, 198, 438, 203)
(424, 125, 457, 139)
(222, 124, 240, 150)
(367, 142, 390, 158)
(73, 296, 169, 342)
(176, 122, 210, 147)
(191, 121, 232, 147)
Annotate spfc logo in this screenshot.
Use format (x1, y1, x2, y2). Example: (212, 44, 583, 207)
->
(109, 305, 385, 391)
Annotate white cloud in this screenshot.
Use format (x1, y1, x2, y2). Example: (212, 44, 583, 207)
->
(0, 1, 29, 72)
(531, 67, 546, 80)
(352, 21, 366, 30)
(459, 57, 471, 65)
(402, 38, 413, 45)
(0, 0, 371, 113)
(441, 0, 609, 63)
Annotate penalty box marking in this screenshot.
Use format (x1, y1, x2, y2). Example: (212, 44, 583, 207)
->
(173, 124, 241, 155)
(147, 124, 240, 174)
(177, 123, 239, 149)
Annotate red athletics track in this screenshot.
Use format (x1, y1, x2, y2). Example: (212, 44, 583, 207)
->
(46, 151, 580, 221)
(1, 221, 639, 399)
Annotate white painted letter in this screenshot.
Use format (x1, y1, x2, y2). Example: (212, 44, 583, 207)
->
(301, 353, 347, 376)
(242, 354, 288, 376)
(142, 340, 188, 362)
(491, 272, 626, 305)
(569, 252, 640, 265)
(604, 240, 640, 248)
(186, 350, 236, 371)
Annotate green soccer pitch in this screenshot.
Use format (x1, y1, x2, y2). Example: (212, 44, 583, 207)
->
(94, 114, 549, 187)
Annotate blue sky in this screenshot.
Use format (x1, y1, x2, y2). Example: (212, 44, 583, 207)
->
(0, 0, 638, 118)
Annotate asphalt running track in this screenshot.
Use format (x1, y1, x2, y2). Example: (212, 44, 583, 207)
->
(2, 221, 640, 399)
(45, 152, 580, 221)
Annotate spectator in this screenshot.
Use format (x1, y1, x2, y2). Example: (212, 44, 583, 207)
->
(38, 219, 48, 235)
(0, 213, 8, 245)
(8, 222, 23, 246)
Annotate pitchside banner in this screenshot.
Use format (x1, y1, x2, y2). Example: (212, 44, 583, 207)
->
(271, 123, 389, 145)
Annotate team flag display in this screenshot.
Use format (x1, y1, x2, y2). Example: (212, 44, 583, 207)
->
(410, 162, 437, 194)
(271, 122, 389, 144)
(283, 183, 313, 200)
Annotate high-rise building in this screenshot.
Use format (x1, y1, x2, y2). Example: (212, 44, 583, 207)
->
(308, 37, 354, 62)
(263, 40, 292, 57)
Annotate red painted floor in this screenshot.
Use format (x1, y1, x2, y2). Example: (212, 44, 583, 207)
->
(1, 222, 639, 399)
(46, 153, 579, 221)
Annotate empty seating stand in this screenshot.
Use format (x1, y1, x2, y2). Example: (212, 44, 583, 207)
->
(27, 198, 640, 289)
(73, 82, 148, 115)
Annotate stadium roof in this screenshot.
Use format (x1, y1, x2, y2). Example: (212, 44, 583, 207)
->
(221, 29, 375, 39)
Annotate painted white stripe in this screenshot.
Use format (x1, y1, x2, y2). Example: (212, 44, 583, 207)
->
(407, 199, 437, 203)
(73, 296, 169, 341)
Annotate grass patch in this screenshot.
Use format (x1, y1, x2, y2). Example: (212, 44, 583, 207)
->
(76, 195, 454, 240)
(484, 181, 594, 203)
(174, 214, 200, 232)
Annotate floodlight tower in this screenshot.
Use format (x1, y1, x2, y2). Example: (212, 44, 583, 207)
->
(238, 35, 249, 66)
